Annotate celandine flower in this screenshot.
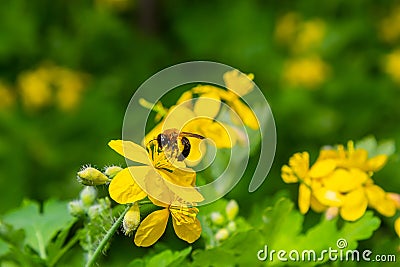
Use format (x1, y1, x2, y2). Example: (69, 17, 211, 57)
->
(134, 197, 201, 247)
(282, 141, 398, 222)
(108, 140, 204, 204)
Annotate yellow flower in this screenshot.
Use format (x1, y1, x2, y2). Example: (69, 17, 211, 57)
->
(283, 56, 330, 89)
(275, 13, 326, 54)
(108, 140, 204, 205)
(134, 197, 201, 246)
(384, 49, 400, 84)
(282, 141, 396, 221)
(317, 141, 388, 173)
(282, 152, 340, 214)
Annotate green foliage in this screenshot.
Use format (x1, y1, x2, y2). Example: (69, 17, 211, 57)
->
(0, 199, 77, 266)
(128, 247, 192, 267)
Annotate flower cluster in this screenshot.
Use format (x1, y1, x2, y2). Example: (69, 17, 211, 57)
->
(281, 141, 400, 225)
(275, 13, 330, 89)
(15, 63, 88, 112)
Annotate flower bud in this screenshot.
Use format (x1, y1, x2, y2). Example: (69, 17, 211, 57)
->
(80, 186, 97, 207)
(68, 200, 85, 217)
(77, 166, 110, 186)
(87, 204, 103, 220)
(325, 207, 339, 220)
(104, 166, 123, 179)
(123, 203, 141, 236)
(227, 221, 237, 232)
(225, 200, 239, 221)
(215, 228, 229, 242)
(210, 212, 225, 226)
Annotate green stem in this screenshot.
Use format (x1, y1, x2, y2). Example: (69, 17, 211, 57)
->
(85, 204, 131, 267)
(48, 234, 80, 267)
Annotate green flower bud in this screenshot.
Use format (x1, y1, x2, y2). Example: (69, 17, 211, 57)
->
(123, 203, 141, 236)
(80, 186, 97, 207)
(210, 212, 225, 226)
(225, 200, 239, 220)
(77, 166, 111, 186)
(215, 228, 229, 242)
(104, 166, 123, 179)
(227, 221, 237, 232)
(68, 200, 85, 217)
(87, 204, 103, 220)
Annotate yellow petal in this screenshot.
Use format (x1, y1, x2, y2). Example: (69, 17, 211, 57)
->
(176, 90, 194, 108)
(184, 137, 207, 167)
(143, 122, 163, 145)
(308, 159, 336, 178)
(281, 165, 298, 183)
(129, 165, 175, 205)
(185, 119, 233, 148)
(231, 98, 259, 130)
(289, 152, 309, 179)
(163, 105, 196, 131)
(313, 187, 343, 207)
(374, 197, 396, 217)
(223, 69, 254, 97)
(108, 140, 151, 165)
(134, 209, 169, 247)
(323, 168, 368, 193)
(172, 217, 202, 243)
(310, 195, 327, 213)
(340, 188, 368, 221)
(365, 184, 386, 207)
(158, 166, 197, 187)
(193, 93, 221, 119)
(299, 183, 311, 214)
(108, 167, 147, 204)
(366, 155, 388, 172)
(394, 218, 400, 238)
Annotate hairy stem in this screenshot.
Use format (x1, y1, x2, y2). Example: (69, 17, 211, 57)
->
(85, 204, 131, 267)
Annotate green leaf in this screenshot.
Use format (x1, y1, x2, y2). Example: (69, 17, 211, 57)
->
(0, 239, 9, 257)
(192, 230, 263, 267)
(2, 199, 74, 259)
(258, 198, 381, 265)
(128, 247, 192, 267)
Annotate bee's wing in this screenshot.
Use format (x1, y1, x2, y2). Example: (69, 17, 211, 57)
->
(180, 132, 205, 140)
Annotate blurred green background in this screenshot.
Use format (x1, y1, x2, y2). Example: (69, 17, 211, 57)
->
(1, 0, 400, 262)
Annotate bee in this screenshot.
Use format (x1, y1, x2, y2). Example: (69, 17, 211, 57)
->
(154, 128, 205, 161)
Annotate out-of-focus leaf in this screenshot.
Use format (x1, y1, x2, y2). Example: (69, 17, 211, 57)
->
(2, 199, 74, 258)
(128, 247, 192, 267)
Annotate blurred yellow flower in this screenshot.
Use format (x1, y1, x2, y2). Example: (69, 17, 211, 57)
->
(275, 13, 326, 54)
(384, 49, 400, 84)
(379, 6, 400, 44)
(283, 56, 330, 89)
(18, 68, 53, 110)
(108, 139, 204, 204)
(282, 141, 397, 221)
(0, 81, 15, 109)
(134, 197, 201, 247)
(17, 63, 88, 112)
